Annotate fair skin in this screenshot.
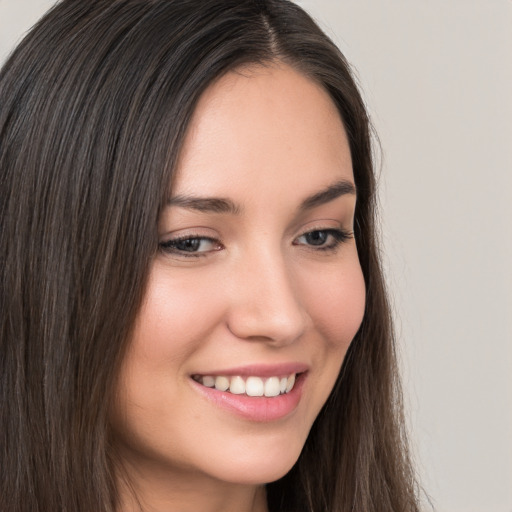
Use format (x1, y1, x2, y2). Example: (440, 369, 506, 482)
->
(111, 62, 366, 512)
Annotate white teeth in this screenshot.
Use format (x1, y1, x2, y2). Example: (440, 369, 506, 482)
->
(285, 373, 295, 393)
(245, 376, 264, 396)
(229, 376, 246, 395)
(194, 373, 299, 397)
(202, 376, 215, 388)
(214, 376, 230, 391)
(264, 376, 281, 397)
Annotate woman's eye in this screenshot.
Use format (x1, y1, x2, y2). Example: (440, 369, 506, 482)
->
(294, 229, 352, 250)
(159, 236, 221, 256)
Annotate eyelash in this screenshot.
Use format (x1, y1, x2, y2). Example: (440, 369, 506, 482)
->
(159, 228, 353, 258)
(159, 235, 221, 258)
(293, 228, 353, 251)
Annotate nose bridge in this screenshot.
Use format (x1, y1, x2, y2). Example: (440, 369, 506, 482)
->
(226, 243, 307, 345)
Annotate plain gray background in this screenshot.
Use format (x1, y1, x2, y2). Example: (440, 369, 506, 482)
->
(1, 1, 511, 511)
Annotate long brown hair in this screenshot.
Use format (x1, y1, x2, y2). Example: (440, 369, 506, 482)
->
(0, 1, 420, 510)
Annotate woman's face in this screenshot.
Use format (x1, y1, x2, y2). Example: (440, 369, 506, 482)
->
(111, 63, 365, 490)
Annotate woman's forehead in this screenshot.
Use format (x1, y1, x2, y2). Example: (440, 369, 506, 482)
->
(172, 62, 353, 202)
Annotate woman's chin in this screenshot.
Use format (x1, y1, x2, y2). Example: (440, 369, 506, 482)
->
(203, 444, 302, 486)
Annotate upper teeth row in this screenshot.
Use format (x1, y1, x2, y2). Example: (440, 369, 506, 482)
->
(193, 374, 296, 397)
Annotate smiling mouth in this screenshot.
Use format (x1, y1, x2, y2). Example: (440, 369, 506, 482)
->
(191, 373, 298, 397)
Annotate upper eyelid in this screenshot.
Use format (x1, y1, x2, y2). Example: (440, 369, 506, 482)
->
(159, 225, 350, 242)
(159, 227, 218, 241)
(159, 234, 219, 246)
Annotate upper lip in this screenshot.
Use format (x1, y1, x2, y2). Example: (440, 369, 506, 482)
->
(191, 362, 309, 377)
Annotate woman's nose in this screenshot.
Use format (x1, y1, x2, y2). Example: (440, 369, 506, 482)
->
(225, 248, 307, 346)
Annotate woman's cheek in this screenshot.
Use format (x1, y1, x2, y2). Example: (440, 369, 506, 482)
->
(300, 257, 366, 350)
(135, 261, 226, 360)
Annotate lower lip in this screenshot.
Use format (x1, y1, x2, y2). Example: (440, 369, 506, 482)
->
(190, 373, 307, 422)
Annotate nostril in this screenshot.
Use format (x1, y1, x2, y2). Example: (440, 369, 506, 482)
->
(226, 309, 306, 346)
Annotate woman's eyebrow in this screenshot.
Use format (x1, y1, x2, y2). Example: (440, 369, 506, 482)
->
(166, 179, 355, 215)
(166, 195, 241, 214)
(299, 179, 356, 212)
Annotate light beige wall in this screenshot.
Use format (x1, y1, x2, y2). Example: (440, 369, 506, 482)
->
(2, 1, 511, 511)
(0, 0, 56, 62)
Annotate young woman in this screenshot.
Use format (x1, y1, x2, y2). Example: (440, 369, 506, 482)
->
(0, 1, 420, 511)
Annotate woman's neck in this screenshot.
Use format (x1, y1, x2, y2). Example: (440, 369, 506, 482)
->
(115, 461, 269, 512)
